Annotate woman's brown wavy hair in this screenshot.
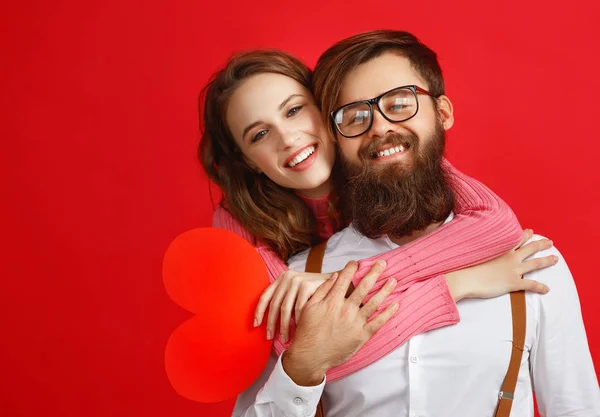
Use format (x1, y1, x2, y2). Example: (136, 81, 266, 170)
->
(199, 50, 327, 261)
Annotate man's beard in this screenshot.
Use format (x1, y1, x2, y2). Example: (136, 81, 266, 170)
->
(339, 119, 454, 240)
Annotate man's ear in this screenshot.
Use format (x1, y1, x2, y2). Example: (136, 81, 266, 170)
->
(436, 95, 454, 130)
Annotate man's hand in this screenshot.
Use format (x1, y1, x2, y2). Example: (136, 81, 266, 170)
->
(282, 260, 399, 386)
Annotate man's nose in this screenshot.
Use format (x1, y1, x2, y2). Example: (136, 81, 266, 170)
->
(368, 108, 397, 140)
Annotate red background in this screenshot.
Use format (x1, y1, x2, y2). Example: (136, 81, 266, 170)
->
(1, 0, 598, 416)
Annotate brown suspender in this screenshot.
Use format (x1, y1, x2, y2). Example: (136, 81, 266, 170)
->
(494, 290, 527, 417)
(305, 240, 329, 275)
(304, 242, 526, 417)
(304, 240, 329, 417)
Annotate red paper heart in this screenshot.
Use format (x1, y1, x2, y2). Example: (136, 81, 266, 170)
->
(163, 228, 271, 403)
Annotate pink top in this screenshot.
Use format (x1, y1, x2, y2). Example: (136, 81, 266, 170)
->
(212, 160, 522, 382)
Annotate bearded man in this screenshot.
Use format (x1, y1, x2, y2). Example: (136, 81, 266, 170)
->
(232, 30, 600, 417)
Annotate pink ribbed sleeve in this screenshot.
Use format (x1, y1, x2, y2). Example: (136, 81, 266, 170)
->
(212, 206, 289, 280)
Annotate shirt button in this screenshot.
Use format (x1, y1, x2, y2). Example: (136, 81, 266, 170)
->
(293, 397, 303, 405)
(410, 355, 419, 363)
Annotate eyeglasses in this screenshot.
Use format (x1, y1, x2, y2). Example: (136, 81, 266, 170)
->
(330, 85, 434, 138)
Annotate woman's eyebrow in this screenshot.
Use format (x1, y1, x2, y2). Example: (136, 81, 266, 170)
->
(278, 94, 303, 110)
(242, 120, 263, 140)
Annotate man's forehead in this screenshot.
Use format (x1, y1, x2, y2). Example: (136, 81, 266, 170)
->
(338, 53, 426, 104)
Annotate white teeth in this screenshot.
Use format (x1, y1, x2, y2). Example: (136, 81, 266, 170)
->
(378, 145, 406, 158)
(288, 146, 316, 167)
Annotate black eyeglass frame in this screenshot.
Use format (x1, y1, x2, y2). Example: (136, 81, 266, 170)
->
(330, 85, 435, 138)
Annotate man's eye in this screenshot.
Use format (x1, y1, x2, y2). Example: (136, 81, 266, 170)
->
(252, 130, 267, 142)
(347, 111, 370, 126)
(287, 106, 303, 117)
(388, 98, 412, 112)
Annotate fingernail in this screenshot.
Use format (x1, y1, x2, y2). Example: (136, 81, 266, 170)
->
(553, 255, 559, 263)
(253, 318, 259, 327)
(544, 285, 550, 293)
(548, 240, 553, 245)
(392, 302, 400, 311)
(388, 278, 397, 287)
(267, 330, 272, 340)
(281, 334, 287, 343)
(377, 260, 387, 268)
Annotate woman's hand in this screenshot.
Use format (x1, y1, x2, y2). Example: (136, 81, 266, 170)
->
(254, 270, 332, 343)
(446, 229, 556, 301)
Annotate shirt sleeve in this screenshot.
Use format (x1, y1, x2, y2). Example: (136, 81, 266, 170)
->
(351, 161, 523, 292)
(212, 206, 287, 282)
(527, 241, 600, 416)
(231, 351, 325, 417)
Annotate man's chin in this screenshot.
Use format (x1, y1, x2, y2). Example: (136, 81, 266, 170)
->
(368, 157, 415, 177)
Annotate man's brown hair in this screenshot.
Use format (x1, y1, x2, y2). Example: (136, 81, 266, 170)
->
(313, 30, 445, 138)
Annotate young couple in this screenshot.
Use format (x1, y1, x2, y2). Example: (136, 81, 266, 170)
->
(200, 30, 599, 416)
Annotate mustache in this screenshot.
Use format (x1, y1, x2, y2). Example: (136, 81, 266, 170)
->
(358, 132, 418, 160)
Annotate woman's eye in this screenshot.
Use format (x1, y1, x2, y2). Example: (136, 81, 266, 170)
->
(252, 130, 268, 143)
(287, 105, 303, 117)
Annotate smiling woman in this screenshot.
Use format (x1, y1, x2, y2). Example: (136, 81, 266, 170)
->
(200, 51, 340, 261)
(225, 72, 336, 198)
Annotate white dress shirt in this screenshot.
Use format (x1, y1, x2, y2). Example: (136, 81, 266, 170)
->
(232, 220, 600, 417)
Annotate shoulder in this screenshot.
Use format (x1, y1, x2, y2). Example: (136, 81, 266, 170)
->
(523, 234, 580, 306)
(213, 204, 230, 223)
(212, 204, 257, 245)
(523, 234, 571, 284)
(212, 204, 234, 225)
(326, 224, 367, 254)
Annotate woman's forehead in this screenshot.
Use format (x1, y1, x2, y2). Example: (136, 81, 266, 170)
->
(226, 73, 310, 139)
